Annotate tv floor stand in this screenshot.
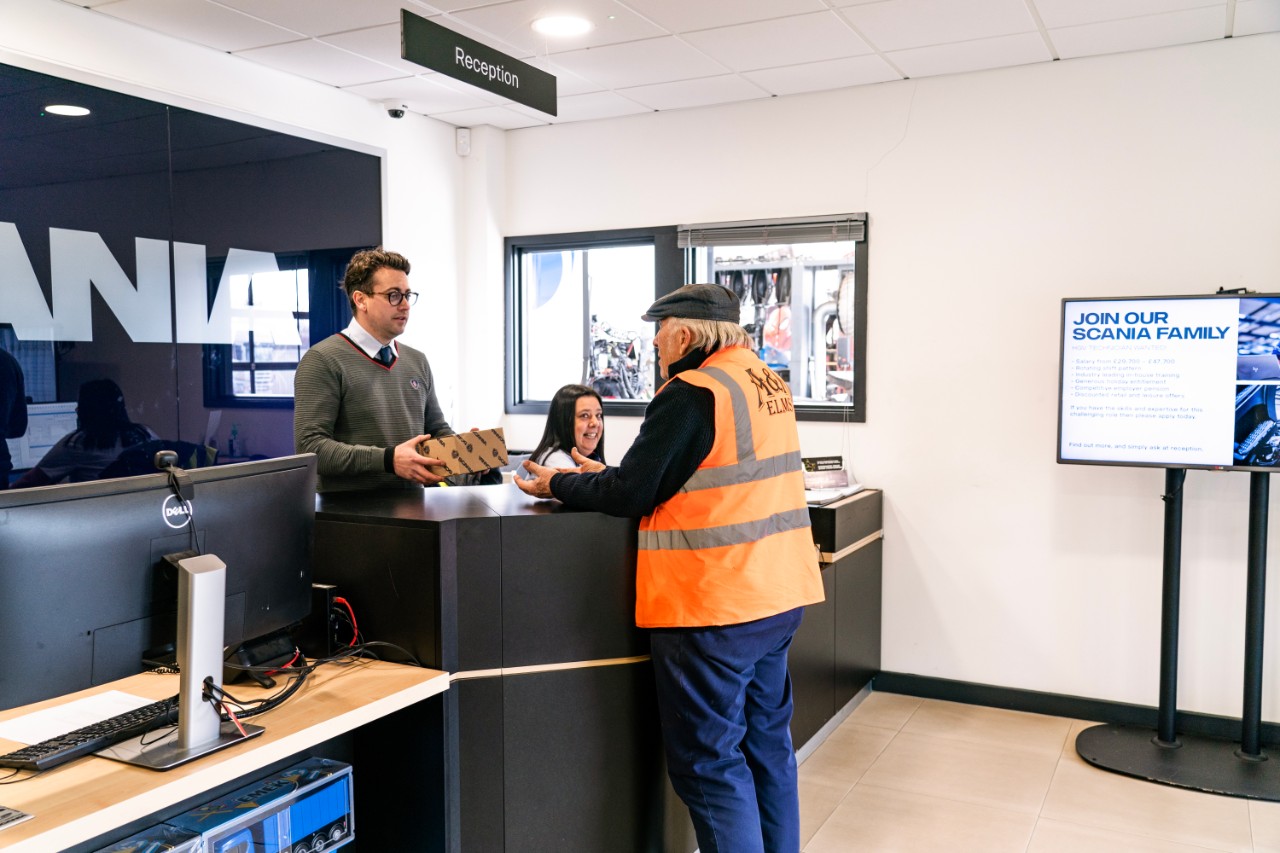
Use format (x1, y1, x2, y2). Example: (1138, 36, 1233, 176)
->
(1076, 468, 1280, 799)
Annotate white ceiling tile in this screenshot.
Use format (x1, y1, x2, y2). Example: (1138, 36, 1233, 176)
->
(426, 0, 504, 11)
(550, 37, 729, 89)
(522, 57, 604, 97)
(320, 24, 430, 76)
(542, 90, 652, 122)
(235, 39, 403, 87)
(838, 0, 1037, 51)
(619, 74, 770, 111)
(95, 0, 302, 51)
(420, 70, 513, 106)
(683, 11, 872, 72)
(430, 104, 549, 129)
(214, 0, 405, 37)
(450, 0, 666, 54)
(743, 55, 902, 95)
(888, 31, 1051, 78)
(619, 0, 827, 33)
(343, 75, 498, 114)
(1032, 0, 1226, 30)
(39, 0, 1256, 127)
(1234, 0, 1280, 36)
(408, 14, 539, 58)
(1049, 6, 1228, 59)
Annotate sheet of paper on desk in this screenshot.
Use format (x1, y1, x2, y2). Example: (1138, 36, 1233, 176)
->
(0, 805, 34, 834)
(0, 691, 155, 745)
(805, 484, 864, 506)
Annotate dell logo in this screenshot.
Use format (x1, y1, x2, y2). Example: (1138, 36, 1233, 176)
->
(162, 494, 194, 529)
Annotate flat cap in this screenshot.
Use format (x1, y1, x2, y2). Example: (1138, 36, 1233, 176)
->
(642, 284, 739, 322)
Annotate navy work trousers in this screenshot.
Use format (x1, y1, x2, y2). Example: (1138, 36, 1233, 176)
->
(649, 607, 805, 853)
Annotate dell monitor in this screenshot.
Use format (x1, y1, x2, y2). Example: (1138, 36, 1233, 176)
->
(0, 454, 316, 711)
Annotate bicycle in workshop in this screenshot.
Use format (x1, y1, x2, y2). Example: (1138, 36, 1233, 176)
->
(586, 316, 646, 399)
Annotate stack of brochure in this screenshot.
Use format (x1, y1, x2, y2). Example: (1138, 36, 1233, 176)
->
(802, 456, 863, 506)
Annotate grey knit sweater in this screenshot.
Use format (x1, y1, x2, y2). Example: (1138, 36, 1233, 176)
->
(294, 333, 453, 492)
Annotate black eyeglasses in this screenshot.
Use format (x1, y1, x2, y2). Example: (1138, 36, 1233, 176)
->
(368, 289, 418, 306)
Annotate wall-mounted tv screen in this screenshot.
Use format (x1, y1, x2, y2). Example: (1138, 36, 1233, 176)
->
(1059, 294, 1280, 472)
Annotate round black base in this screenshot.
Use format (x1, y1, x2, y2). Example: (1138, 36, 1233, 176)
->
(1076, 723, 1280, 801)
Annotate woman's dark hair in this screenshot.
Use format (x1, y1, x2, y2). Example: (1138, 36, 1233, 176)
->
(74, 379, 149, 451)
(530, 384, 604, 466)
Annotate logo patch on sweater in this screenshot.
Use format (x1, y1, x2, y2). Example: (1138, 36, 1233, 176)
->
(411, 379, 421, 389)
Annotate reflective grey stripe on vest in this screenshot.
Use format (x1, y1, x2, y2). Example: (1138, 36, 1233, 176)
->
(683, 449, 804, 492)
(638, 507, 812, 551)
(698, 365, 755, 462)
(681, 364, 800, 492)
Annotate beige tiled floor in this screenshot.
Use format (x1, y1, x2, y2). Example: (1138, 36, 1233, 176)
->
(799, 692, 1280, 852)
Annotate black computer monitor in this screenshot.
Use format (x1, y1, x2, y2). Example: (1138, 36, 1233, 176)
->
(0, 454, 316, 711)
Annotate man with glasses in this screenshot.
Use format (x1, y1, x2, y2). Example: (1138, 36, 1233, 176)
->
(294, 246, 455, 492)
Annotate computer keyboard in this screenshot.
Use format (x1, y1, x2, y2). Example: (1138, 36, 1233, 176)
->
(0, 695, 178, 772)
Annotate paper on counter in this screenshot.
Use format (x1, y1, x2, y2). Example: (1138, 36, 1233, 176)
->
(0, 691, 156, 746)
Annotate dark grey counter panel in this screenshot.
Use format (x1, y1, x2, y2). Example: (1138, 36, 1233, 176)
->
(835, 537, 883, 708)
(790, 568, 837, 747)
(498, 512, 643, 666)
(312, 486, 667, 853)
(798, 489, 884, 746)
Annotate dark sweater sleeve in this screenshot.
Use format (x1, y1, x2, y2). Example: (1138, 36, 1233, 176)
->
(549, 379, 715, 518)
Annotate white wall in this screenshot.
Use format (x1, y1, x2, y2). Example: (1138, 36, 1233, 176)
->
(500, 34, 1280, 720)
(10, 0, 1280, 720)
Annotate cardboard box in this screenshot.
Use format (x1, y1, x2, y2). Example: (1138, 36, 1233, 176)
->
(416, 428, 508, 477)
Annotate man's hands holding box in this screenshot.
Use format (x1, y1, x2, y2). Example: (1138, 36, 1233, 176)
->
(415, 428, 508, 478)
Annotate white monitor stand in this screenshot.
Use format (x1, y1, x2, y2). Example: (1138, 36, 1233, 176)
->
(98, 553, 264, 770)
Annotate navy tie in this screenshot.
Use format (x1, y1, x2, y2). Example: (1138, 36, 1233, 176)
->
(377, 345, 394, 366)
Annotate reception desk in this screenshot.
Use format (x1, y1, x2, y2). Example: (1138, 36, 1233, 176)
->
(313, 485, 679, 853)
(312, 484, 883, 853)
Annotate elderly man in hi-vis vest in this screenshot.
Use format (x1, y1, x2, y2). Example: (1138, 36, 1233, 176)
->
(517, 283, 824, 853)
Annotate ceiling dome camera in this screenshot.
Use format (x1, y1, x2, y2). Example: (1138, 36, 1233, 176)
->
(381, 99, 407, 119)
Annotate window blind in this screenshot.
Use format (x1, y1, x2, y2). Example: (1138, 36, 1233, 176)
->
(677, 214, 865, 248)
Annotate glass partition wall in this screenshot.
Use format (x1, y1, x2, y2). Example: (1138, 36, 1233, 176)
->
(0, 63, 381, 483)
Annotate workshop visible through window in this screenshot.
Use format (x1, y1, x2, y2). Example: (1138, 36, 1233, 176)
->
(681, 214, 867, 421)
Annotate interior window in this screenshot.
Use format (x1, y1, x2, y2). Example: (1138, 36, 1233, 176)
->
(506, 217, 866, 422)
(203, 249, 353, 410)
(506, 226, 680, 415)
(682, 214, 867, 422)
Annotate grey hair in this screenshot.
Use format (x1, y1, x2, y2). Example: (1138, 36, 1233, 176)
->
(665, 316, 752, 351)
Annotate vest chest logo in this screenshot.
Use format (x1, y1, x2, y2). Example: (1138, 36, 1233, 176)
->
(745, 366, 794, 415)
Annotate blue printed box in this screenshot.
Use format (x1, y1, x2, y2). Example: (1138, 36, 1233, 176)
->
(166, 757, 353, 853)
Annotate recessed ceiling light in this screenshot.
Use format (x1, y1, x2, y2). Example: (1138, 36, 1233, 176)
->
(532, 15, 592, 37)
(44, 104, 90, 117)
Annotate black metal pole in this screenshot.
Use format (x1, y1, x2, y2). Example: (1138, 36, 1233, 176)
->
(1241, 472, 1269, 757)
(1157, 468, 1185, 745)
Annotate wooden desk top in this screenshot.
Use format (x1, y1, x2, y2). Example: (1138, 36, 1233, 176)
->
(0, 659, 448, 851)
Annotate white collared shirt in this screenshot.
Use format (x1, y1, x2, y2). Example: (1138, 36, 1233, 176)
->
(344, 319, 395, 361)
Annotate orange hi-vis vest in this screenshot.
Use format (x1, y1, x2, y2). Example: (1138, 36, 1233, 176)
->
(636, 346, 825, 628)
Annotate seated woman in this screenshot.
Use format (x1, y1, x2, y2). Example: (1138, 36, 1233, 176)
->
(12, 378, 156, 487)
(519, 384, 605, 478)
